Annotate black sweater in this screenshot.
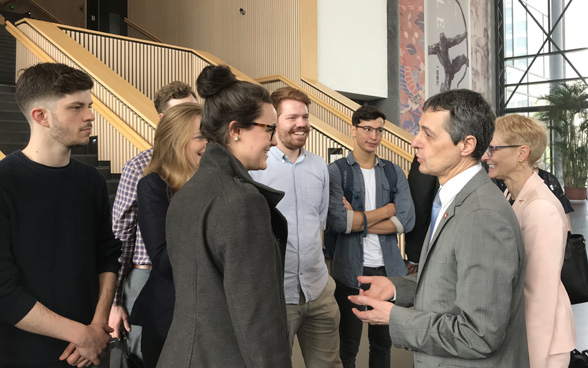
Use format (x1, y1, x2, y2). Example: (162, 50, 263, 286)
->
(0, 151, 121, 367)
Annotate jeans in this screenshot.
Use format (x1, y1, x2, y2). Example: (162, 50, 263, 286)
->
(335, 266, 391, 368)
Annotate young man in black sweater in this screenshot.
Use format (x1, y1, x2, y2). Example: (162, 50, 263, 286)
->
(0, 63, 121, 367)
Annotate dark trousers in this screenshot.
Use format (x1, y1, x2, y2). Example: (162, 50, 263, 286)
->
(141, 327, 165, 368)
(335, 266, 391, 368)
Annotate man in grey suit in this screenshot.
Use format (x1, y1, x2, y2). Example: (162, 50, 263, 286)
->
(349, 89, 529, 367)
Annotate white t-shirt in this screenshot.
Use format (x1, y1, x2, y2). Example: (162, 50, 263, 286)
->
(360, 167, 384, 267)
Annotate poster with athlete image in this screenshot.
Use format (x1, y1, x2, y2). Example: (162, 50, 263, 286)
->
(425, 0, 471, 97)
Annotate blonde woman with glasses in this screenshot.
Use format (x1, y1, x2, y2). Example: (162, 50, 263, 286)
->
(482, 114, 576, 368)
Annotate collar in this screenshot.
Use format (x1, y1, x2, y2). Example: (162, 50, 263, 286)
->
(345, 151, 385, 167)
(512, 171, 543, 205)
(269, 146, 307, 164)
(201, 143, 285, 208)
(438, 163, 483, 207)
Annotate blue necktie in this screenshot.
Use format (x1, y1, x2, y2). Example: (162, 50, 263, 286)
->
(429, 192, 442, 242)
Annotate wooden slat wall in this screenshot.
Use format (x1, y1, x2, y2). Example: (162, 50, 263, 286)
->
(15, 21, 352, 166)
(195, 0, 302, 81)
(306, 129, 350, 163)
(127, 0, 302, 81)
(62, 27, 356, 164)
(124, 0, 416, 171)
(65, 29, 207, 103)
(13, 18, 407, 170)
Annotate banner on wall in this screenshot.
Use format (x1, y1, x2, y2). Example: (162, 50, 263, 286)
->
(425, 0, 470, 97)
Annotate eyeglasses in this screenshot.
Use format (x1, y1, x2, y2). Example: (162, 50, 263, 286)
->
(354, 125, 385, 136)
(485, 145, 522, 157)
(251, 122, 277, 140)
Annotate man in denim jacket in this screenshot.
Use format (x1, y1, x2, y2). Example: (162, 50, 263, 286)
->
(328, 105, 415, 368)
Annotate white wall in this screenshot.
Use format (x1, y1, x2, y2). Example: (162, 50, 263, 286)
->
(317, 0, 388, 100)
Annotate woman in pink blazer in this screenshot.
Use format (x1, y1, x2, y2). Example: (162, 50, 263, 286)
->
(482, 114, 576, 368)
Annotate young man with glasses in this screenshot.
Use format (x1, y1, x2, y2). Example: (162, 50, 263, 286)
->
(327, 105, 415, 367)
(250, 87, 342, 367)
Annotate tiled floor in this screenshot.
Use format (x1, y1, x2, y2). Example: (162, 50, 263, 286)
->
(570, 200, 588, 239)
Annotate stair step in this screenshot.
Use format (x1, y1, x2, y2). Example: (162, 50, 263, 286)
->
(71, 154, 99, 166)
(0, 101, 20, 111)
(96, 165, 112, 180)
(0, 142, 26, 154)
(0, 93, 16, 103)
(106, 178, 119, 195)
(0, 120, 29, 130)
(0, 79, 15, 86)
(0, 85, 16, 93)
(0, 130, 29, 141)
(0, 111, 24, 120)
(70, 137, 98, 154)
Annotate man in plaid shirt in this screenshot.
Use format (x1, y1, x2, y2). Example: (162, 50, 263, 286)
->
(108, 81, 197, 363)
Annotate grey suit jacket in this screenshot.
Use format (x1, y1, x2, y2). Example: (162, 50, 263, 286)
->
(389, 169, 530, 367)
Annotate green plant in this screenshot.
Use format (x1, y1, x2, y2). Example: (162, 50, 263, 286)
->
(536, 83, 588, 189)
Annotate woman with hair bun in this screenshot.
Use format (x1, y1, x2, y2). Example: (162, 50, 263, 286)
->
(158, 65, 292, 368)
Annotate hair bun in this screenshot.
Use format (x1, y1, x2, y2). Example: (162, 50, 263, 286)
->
(196, 65, 237, 99)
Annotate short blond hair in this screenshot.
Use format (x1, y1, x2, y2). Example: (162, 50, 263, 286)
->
(495, 114, 547, 165)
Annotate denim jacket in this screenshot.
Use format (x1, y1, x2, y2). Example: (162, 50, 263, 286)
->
(327, 152, 415, 288)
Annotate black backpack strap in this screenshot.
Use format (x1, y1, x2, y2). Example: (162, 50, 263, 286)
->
(334, 158, 354, 205)
(380, 159, 398, 202)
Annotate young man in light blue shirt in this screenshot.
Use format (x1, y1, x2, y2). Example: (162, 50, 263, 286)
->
(250, 87, 342, 367)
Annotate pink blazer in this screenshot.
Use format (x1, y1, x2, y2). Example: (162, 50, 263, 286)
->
(511, 173, 576, 368)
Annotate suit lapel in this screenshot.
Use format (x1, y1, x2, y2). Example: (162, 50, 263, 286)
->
(425, 204, 455, 257)
(417, 170, 491, 280)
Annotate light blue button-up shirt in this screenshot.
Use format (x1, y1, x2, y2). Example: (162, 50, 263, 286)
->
(250, 146, 329, 304)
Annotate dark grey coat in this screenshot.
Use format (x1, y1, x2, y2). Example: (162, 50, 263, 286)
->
(157, 143, 292, 368)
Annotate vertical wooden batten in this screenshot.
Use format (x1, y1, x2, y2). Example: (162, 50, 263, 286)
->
(300, 0, 318, 83)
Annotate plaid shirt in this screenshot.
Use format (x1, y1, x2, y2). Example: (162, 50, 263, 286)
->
(111, 148, 153, 305)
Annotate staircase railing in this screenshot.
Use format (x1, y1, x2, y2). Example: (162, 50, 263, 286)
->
(6, 19, 354, 169)
(123, 17, 162, 43)
(27, 0, 62, 24)
(55, 22, 355, 163)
